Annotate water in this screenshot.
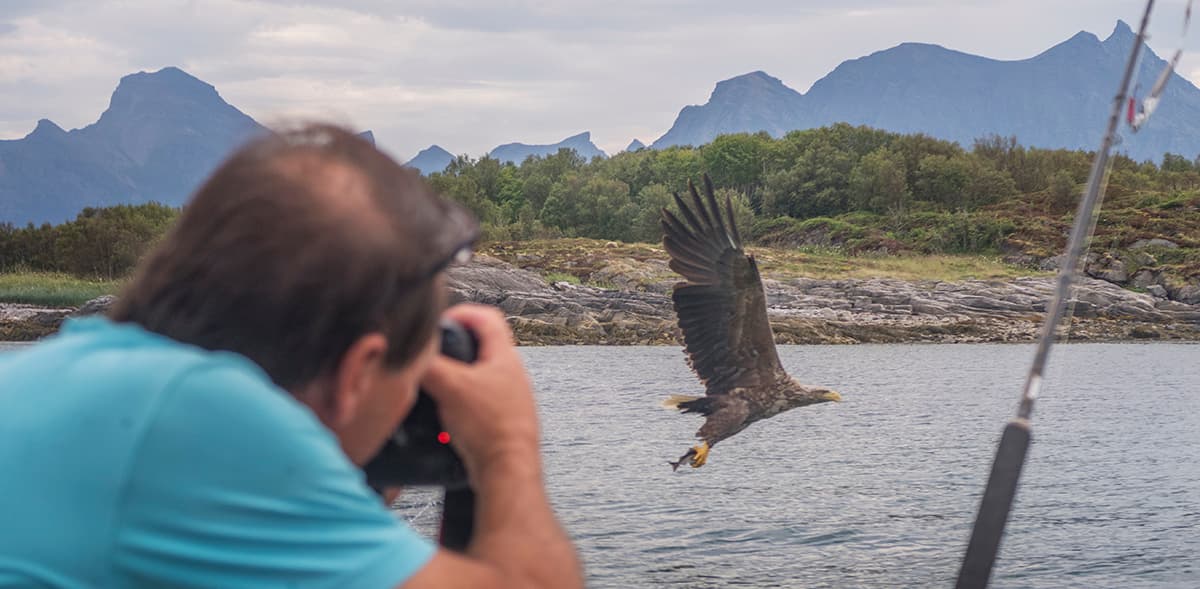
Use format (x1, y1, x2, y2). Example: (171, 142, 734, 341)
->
(5, 341, 1198, 587)
(401, 343, 1199, 588)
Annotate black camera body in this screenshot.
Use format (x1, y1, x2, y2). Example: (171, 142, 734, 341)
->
(362, 319, 476, 490)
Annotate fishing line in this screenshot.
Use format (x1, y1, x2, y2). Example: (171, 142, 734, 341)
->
(953, 1, 1188, 587)
(1130, 0, 1194, 131)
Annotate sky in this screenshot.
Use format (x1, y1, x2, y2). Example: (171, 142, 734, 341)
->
(2, 0, 1199, 163)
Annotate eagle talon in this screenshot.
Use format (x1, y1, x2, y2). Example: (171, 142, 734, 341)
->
(689, 442, 709, 468)
(671, 442, 710, 471)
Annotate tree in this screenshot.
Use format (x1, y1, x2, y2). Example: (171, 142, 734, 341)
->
(630, 184, 673, 243)
(762, 139, 855, 218)
(1162, 152, 1195, 173)
(648, 147, 702, 193)
(701, 133, 770, 204)
(1048, 169, 1077, 212)
(849, 147, 909, 215)
(914, 155, 970, 208)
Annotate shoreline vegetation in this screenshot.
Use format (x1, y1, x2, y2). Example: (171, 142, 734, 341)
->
(0, 273, 121, 307)
(4, 238, 1198, 345)
(2, 125, 1198, 343)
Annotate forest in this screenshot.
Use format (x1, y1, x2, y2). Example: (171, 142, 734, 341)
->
(3, 123, 1198, 281)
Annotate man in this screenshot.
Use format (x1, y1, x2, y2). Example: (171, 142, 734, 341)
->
(0, 123, 583, 588)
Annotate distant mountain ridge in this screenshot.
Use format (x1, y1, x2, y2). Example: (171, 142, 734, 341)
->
(405, 144, 456, 175)
(488, 132, 606, 165)
(5, 21, 1199, 224)
(0, 67, 377, 225)
(653, 21, 1200, 162)
(0, 67, 267, 224)
(404, 132, 609, 176)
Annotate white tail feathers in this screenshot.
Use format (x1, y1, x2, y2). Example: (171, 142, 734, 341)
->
(661, 394, 700, 410)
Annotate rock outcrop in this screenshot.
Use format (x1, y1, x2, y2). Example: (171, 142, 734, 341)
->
(441, 255, 1200, 345)
(6, 255, 1199, 344)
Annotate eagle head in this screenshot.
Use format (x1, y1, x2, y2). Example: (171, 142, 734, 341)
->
(812, 387, 843, 404)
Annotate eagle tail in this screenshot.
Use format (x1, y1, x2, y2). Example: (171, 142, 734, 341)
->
(661, 394, 700, 410)
(661, 395, 717, 416)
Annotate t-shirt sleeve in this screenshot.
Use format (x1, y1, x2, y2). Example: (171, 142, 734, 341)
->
(112, 359, 436, 589)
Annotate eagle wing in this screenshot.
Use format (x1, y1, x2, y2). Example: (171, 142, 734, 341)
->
(660, 175, 784, 396)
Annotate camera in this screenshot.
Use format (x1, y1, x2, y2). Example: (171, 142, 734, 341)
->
(362, 318, 476, 490)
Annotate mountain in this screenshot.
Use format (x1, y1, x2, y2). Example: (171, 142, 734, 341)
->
(405, 145, 456, 175)
(652, 21, 1200, 162)
(0, 67, 267, 224)
(652, 71, 805, 149)
(0, 67, 374, 225)
(488, 131, 607, 164)
(624, 139, 646, 152)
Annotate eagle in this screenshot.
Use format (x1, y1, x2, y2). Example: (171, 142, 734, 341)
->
(659, 175, 843, 470)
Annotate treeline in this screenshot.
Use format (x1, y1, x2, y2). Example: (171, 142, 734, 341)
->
(428, 123, 1200, 247)
(3, 123, 1199, 279)
(0, 204, 179, 278)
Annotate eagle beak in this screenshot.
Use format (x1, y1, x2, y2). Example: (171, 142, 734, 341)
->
(822, 391, 843, 403)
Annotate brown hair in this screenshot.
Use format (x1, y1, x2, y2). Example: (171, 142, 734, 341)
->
(109, 122, 478, 391)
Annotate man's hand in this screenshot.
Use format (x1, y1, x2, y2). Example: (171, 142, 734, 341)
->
(402, 303, 583, 589)
(420, 304, 540, 485)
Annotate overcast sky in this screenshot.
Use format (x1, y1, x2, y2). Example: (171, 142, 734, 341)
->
(2, 0, 1198, 162)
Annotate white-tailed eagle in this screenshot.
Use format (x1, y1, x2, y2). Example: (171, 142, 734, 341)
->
(660, 175, 843, 470)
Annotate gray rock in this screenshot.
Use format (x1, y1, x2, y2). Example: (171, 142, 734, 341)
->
(1130, 238, 1179, 250)
(1039, 255, 1065, 271)
(1131, 251, 1158, 267)
(1085, 254, 1128, 284)
(1130, 268, 1160, 289)
(1175, 283, 1200, 305)
(445, 255, 551, 296)
(7, 252, 1198, 346)
(71, 295, 117, 317)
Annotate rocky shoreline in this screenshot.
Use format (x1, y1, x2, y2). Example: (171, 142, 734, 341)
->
(3, 255, 1199, 345)
(445, 254, 1200, 345)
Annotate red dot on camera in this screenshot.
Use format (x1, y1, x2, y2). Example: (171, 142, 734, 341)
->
(437, 431, 451, 445)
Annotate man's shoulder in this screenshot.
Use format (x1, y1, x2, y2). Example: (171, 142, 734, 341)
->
(0, 316, 269, 393)
(0, 315, 321, 459)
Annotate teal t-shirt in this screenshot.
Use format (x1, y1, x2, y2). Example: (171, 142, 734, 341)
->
(0, 317, 435, 588)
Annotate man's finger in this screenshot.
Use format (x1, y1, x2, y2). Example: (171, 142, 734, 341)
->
(440, 304, 513, 362)
(421, 354, 467, 403)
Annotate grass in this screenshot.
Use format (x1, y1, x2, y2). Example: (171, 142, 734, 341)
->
(543, 271, 581, 285)
(485, 238, 1045, 283)
(0, 272, 122, 307)
(750, 247, 1041, 281)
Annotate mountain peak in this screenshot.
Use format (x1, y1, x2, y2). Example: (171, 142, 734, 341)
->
(0, 67, 265, 224)
(422, 144, 452, 154)
(27, 118, 66, 139)
(489, 132, 605, 164)
(406, 144, 456, 175)
(653, 70, 804, 148)
(625, 138, 646, 152)
(112, 66, 219, 102)
(712, 70, 787, 96)
(1105, 19, 1135, 44)
(1064, 29, 1102, 47)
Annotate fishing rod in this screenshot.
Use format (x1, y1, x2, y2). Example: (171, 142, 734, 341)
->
(954, 2, 1159, 587)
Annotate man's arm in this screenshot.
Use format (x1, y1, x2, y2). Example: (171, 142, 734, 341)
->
(402, 304, 583, 589)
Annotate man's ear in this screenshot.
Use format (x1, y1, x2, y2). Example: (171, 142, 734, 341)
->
(327, 333, 389, 427)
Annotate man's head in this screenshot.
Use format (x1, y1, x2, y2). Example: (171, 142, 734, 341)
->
(109, 122, 479, 463)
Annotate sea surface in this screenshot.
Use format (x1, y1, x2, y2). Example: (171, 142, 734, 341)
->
(4, 341, 1198, 587)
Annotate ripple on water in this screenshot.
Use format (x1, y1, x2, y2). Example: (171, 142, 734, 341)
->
(396, 342, 1198, 588)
